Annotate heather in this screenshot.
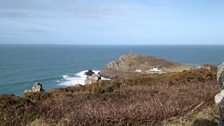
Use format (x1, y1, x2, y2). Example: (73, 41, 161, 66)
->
(0, 65, 220, 126)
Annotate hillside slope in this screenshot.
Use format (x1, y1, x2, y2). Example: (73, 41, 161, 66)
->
(101, 53, 193, 78)
(0, 64, 219, 126)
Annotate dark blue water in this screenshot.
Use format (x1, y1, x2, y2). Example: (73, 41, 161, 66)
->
(0, 45, 223, 96)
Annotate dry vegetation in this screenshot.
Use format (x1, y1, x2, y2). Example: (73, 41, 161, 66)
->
(0, 65, 221, 126)
(101, 53, 193, 79)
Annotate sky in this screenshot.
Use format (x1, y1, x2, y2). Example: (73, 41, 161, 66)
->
(0, 0, 224, 45)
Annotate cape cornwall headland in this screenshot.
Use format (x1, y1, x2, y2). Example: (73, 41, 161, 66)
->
(100, 53, 193, 79)
(0, 53, 220, 126)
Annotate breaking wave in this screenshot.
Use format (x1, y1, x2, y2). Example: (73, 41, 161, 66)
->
(57, 70, 109, 86)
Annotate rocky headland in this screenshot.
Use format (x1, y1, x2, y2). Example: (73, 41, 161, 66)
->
(101, 53, 194, 79)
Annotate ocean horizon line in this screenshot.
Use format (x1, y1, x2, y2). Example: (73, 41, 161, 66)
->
(0, 43, 224, 46)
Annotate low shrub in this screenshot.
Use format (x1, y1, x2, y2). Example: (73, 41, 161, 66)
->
(0, 67, 220, 125)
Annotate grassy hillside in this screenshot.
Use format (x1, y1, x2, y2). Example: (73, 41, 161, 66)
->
(0, 65, 220, 126)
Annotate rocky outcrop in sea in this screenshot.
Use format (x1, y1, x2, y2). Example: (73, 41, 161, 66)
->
(24, 82, 45, 94)
(85, 70, 101, 84)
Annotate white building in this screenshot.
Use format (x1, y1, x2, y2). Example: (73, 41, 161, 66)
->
(149, 67, 161, 72)
(135, 69, 142, 73)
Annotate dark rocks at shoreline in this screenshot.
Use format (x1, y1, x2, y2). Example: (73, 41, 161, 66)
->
(100, 53, 193, 79)
(85, 70, 95, 76)
(85, 70, 101, 85)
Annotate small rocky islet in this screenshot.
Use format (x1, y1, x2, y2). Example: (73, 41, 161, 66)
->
(0, 53, 222, 126)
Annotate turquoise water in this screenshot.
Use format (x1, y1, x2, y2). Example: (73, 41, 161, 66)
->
(0, 45, 223, 96)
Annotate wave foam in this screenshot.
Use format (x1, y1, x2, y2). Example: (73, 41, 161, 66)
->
(57, 70, 109, 86)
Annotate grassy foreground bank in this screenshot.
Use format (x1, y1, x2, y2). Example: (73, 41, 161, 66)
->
(0, 65, 220, 126)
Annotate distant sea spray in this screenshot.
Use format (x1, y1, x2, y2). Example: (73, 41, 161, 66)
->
(57, 70, 109, 86)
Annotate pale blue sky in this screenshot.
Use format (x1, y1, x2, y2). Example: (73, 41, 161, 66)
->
(0, 0, 224, 45)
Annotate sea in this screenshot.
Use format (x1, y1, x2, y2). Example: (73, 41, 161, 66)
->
(0, 45, 223, 96)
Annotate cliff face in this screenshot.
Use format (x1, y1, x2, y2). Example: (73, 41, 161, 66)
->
(100, 53, 193, 78)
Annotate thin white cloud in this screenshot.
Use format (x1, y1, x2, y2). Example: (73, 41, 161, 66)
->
(0, 0, 139, 19)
